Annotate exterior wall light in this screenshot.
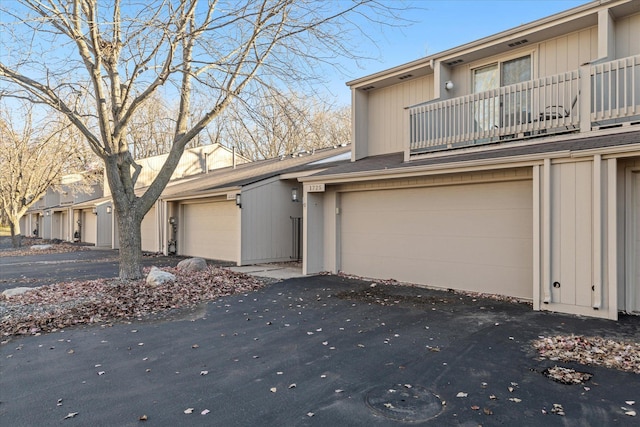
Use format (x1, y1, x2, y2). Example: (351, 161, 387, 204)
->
(291, 188, 300, 202)
(92, 207, 97, 215)
(169, 217, 176, 224)
(445, 81, 454, 90)
(235, 194, 242, 208)
(45, 211, 50, 216)
(106, 206, 112, 214)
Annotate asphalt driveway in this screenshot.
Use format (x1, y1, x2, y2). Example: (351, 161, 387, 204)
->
(0, 248, 231, 292)
(1, 250, 639, 426)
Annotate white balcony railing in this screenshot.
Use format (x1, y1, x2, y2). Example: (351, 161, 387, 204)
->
(408, 55, 640, 154)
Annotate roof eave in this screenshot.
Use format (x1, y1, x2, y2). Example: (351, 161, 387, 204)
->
(347, 0, 608, 89)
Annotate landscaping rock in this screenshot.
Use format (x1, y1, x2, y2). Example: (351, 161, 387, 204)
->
(177, 257, 208, 272)
(146, 266, 176, 286)
(31, 244, 53, 250)
(2, 287, 34, 298)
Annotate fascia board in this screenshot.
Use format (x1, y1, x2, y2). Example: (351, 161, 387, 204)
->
(160, 186, 241, 202)
(71, 196, 111, 209)
(569, 143, 640, 159)
(299, 152, 573, 185)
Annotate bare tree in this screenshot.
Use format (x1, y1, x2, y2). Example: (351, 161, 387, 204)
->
(216, 87, 350, 160)
(127, 92, 176, 159)
(0, 0, 407, 279)
(0, 102, 94, 247)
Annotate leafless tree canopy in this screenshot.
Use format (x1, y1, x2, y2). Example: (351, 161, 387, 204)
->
(215, 87, 350, 161)
(0, 0, 408, 278)
(0, 102, 99, 247)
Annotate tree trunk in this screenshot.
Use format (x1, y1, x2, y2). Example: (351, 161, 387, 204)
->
(115, 206, 144, 280)
(9, 219, 22, 248)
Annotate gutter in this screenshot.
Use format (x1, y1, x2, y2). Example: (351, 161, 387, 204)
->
(298, 152, 570, 185)
(299, 139, 640, 185)
(160, 186, 242, 202)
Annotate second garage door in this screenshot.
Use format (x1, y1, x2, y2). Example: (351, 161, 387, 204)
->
(141, 206, 157, 252)
(180, 200, 239, 262)
(340, 180, 533, 299)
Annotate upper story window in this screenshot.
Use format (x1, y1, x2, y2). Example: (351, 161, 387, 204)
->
(472, 55, 532, 131)
(473, 55, 531, 92)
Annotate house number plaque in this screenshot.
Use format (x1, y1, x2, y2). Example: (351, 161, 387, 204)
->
(306, 184, 325, 192)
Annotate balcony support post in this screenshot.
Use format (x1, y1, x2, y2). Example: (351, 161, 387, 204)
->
(579, 64, 592, 133)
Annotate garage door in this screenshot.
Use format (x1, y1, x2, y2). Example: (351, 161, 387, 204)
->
(181, 200, 239, 262)
(82, 209, 97, 244)
(340, 180, 533, 299)
(141, 206, 157, 252)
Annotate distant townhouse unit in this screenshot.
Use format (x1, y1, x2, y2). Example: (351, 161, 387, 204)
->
(21, 143, 246, 247)
(300, 0, 640, 320)
(19, 173, 102, 242)
(151, 146, 350, 264)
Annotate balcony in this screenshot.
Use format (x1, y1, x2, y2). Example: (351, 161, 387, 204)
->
(408, 55, 640, 156)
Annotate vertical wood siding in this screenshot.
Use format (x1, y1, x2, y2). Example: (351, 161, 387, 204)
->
(366, 74, 434, 156)
(550, 161, 594, 307)
(241, 179, 303, 264)
(615, 12, 640, 58)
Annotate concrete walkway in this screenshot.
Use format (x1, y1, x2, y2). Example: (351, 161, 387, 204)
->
(228, 263, 305, 280)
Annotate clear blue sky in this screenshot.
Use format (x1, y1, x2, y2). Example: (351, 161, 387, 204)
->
(325, 0, 590, 105)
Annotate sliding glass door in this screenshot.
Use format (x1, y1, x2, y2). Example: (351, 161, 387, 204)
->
(473, 55, 531, 136)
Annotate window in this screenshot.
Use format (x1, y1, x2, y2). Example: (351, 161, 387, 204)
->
(473, 55, 531, 132)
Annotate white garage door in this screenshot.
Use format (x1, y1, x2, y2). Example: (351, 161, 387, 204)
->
(340, 180, 533, 299)
(181, 200, 239, 262)
(82, 209, 97, 244)
(141, 206, 157, 252)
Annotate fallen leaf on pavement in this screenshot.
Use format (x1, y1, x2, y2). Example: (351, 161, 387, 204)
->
(532, 335, 640, 374)
(543, 366, 593, 384)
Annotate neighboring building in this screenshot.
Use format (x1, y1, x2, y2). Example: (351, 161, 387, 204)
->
(153, 146, 351, 264)
(21, 144, 245, 247)
(20, 173, 102, 242)
(103, 143, 248, 195)
(300, 0, 640, 319)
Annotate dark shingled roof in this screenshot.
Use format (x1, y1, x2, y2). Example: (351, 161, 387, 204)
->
(311, 130, 640, 178)
(161, 146, 350, 198)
